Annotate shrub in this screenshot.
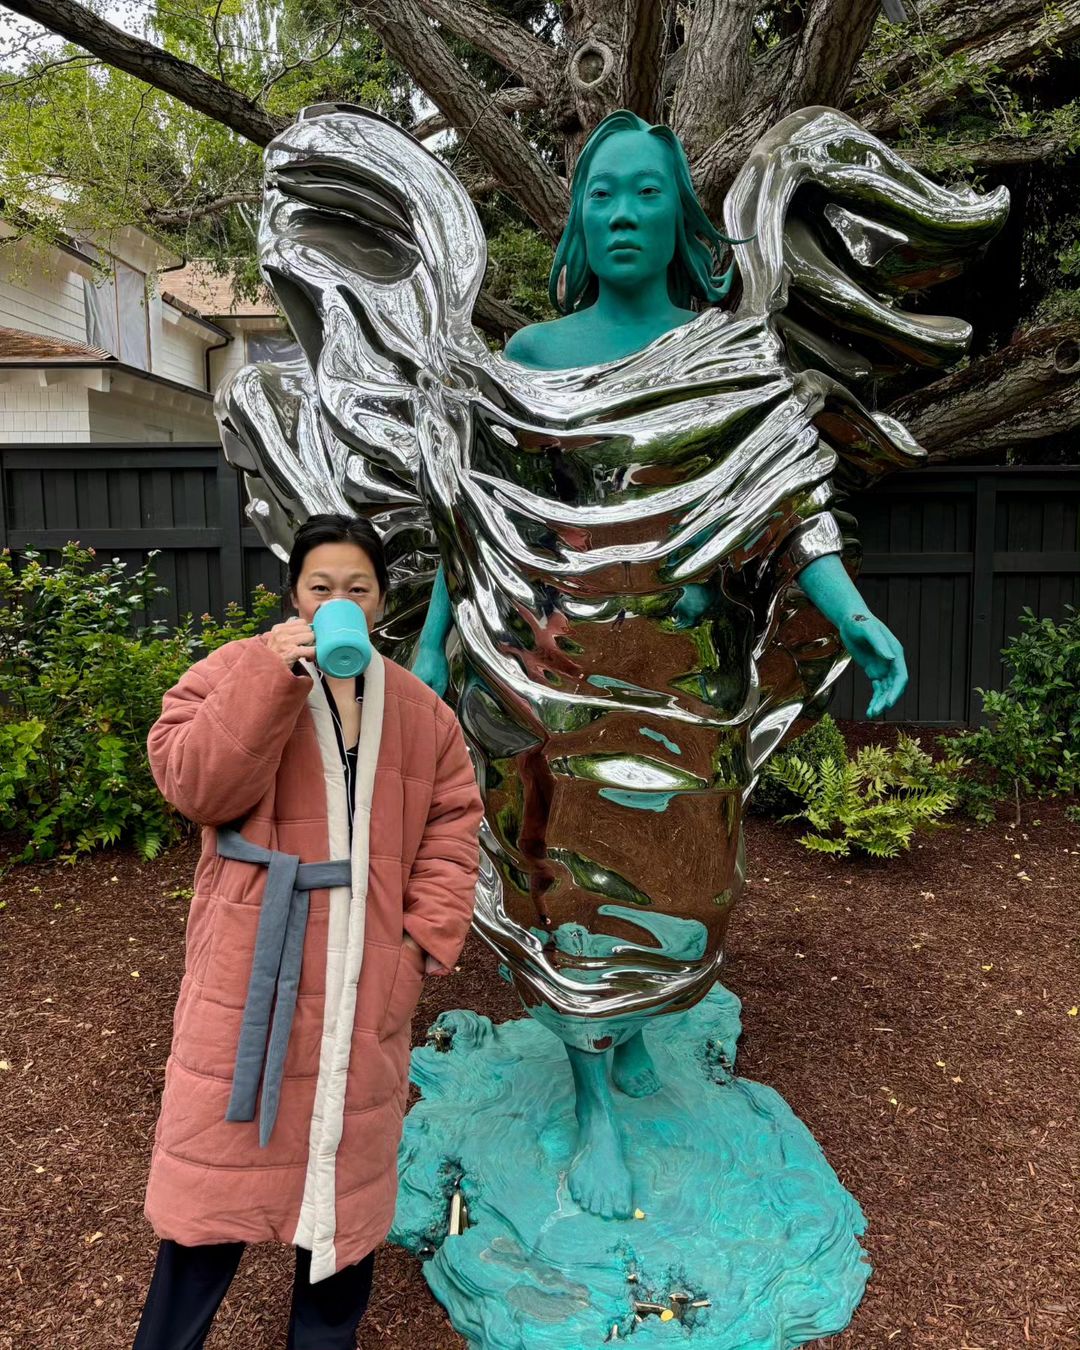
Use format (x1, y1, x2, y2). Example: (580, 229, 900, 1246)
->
(0, 544, 279, 864)
(752, 713, 849, 817)
(941, 606, 1080, 823)
(768, 733, 961, 858)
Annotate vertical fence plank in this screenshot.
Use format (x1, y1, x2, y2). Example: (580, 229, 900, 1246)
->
(968, 476, 999, 724)
(216, 454, 245, 608)
(0, 449, 7, 551)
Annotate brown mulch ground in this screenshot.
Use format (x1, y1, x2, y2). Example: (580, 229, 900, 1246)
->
(1, 724, 1078, 1349)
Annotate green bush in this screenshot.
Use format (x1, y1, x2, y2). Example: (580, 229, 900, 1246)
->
(941, 606, 1080, 823)
(0, 544, 279, 864)
(752, 713, 850, 817)
(768, 734, 961, 858)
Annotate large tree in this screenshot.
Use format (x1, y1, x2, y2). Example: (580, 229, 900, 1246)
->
(1, 0, 1078, 460)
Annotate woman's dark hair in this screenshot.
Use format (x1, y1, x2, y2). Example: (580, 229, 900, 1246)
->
(287, 513, 389, 596)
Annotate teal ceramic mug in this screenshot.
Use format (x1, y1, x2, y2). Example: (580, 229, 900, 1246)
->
(312, 598, 372, 677)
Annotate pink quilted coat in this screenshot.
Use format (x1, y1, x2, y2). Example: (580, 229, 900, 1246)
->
(142, 633, 483, 1282)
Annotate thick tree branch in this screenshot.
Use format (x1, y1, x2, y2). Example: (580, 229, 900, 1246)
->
(671, 0, 756, 160)
(850, 0, 1051, 108)
(358, 0, 568, 241)
(855, 0, 1080, 139)
(561, 0, 670, 151)
(887, 322, 1080, 460)
(412, 0, 558, 98)
(690, 0, 881, 220)
(411, 86, 542, 141)
(0, 0, 286, 146)
(791, 0, 882, 109)
(473, 289, 527, 341)
(144, 192, 262, 227)
(902, 132, 1080, 173)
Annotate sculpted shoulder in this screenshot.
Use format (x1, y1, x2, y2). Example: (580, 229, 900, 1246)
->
(503, 316, 587, 372)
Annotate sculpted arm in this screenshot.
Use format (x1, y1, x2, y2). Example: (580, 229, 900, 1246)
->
(797, 553, 908, 718)
(410, 564, 455, 697)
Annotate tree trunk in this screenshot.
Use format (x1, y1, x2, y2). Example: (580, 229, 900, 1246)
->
(887, 322, 1080, 460)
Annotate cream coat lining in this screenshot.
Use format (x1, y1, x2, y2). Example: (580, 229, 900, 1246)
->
(290, 649, 385, 1283)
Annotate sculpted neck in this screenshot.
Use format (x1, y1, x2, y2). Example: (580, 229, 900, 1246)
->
(590, 273, 685, 330)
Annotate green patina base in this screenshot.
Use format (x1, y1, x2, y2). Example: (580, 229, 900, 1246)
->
(390, 986, 870, 1349)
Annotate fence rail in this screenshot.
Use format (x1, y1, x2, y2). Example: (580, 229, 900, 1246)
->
(1, 445, 1077, 726)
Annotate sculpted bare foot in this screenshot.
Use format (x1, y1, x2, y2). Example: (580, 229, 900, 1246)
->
(612, 1030, 661, 1097)
(563, 1044, 634, 1218)
(567, 1114, 634, 1219)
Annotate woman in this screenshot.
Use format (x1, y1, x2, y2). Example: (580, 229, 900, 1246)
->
(133, 512, 484, 1349)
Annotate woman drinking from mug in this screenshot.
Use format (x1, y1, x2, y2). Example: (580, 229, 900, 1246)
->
(133, 513, 484, 1349)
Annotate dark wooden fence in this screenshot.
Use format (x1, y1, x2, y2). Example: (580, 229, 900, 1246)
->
(0, 445, 286, 628)
(830, 465, 1080, 725)
(1, 445, 1077, 725)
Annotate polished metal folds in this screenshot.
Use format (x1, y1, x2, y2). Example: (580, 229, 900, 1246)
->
(217, 104, 1007, 1035)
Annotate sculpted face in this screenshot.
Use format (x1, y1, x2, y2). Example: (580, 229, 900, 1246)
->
(582, 130, 679, 293)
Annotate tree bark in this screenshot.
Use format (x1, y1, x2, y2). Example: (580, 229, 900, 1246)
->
(887, 322, 1080, 460)
(901, 133, 1079, 173)
(559, 0, 671, 159)
(670, 0, 756, 159)
(412, 0, 558, 98)
(145, 193, 263, 227)
(690, 0, 881, 219)
(0, 0, 285, 146)
(855, 0, 1080, 139)
(473, 290, 529, 341)
(358, 0, 568, 240)
(411, 87, 543, 142)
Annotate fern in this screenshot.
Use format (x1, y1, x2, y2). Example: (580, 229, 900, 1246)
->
(776, 739, 959, 860)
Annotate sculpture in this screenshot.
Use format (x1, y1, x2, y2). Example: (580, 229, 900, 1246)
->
(217, 102, 1007, 1232)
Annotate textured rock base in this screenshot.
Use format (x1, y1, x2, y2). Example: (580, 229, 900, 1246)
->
(390, 986, 870, 1349)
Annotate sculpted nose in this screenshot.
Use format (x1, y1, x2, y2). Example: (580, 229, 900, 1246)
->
(609, 194, 638, 229)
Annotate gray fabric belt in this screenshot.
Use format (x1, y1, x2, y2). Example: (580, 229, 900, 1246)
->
(215, 826, 351, 1148)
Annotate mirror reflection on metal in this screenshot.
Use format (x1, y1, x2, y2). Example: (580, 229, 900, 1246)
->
(216, 102, 1007, 1228)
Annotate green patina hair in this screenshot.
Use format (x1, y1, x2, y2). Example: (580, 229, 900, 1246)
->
(550, 110, 741, 315)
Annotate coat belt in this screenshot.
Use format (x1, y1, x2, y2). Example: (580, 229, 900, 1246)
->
(215, 826, 351, 1147)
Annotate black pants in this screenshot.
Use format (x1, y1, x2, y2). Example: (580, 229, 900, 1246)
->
(132, 1238, 375, 1350)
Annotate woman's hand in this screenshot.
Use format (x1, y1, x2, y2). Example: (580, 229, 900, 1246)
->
(266, 616, 316, 667)
(404, 931, 452, 977)
(837, 612, 908, 718)
(411, 642, 450, 697)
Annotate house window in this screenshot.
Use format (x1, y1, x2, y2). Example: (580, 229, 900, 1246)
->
(245, 331, 302, 364)
(83, 250, 150, 371)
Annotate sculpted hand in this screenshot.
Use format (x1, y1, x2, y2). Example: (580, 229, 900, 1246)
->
(411, 642, 450, 697)
(837, 613, 908, 718)
(266, 616, 316, 667)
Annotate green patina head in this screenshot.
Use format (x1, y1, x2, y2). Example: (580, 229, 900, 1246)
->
(550, 110, 739, 315)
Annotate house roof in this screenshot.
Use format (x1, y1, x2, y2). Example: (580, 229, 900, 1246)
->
(0, 326, 116, 363)
(164, 261, 278, 318)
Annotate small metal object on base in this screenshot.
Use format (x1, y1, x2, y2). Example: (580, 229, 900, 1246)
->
(447, 1189, 469, 1237)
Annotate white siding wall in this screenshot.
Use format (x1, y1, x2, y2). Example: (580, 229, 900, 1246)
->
(209, 324, 248, 389)
(0, 382, 89, 443)
(151, 297, 209, 390)
(0, 244, 87, 343)
(87, 388, 216, 443)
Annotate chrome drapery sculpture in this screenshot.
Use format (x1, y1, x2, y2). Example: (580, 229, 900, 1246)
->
(218, 101, 1005, 1029)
